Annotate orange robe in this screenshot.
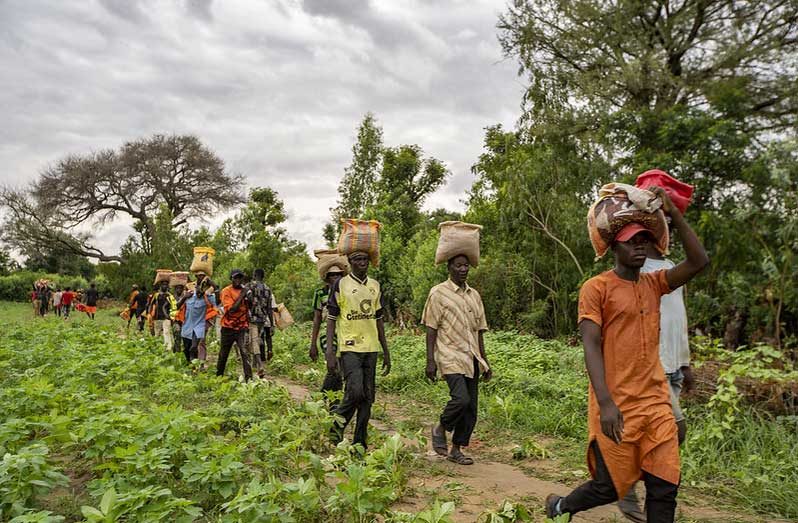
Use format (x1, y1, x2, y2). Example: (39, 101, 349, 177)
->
(578, 269, 680, 497)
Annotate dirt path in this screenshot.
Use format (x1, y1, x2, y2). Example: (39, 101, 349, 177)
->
(272, 375, 777, 523)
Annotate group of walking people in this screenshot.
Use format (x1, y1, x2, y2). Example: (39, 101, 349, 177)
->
(31, 281, 99, 320)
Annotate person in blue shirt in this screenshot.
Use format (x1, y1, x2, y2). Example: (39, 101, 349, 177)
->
(177, 281, 217, 366)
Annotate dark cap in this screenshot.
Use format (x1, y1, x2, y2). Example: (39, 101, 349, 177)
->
(230, 268, 245, 279)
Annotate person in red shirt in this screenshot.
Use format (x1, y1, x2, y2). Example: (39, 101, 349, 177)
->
(61, 287, 76, 319)
(216, 269, 253, 381)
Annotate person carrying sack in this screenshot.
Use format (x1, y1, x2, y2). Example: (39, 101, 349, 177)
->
(423, 221, 491, 466)
(545, 187, 709, 523)
(325, 250, 390, 450)
(151, 280, 177, 352)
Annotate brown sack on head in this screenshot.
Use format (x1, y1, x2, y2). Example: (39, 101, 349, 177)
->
(154, 269, 173, 286)
(337, 219, 381, 266)
(169, 271, 189, 288)
(435, 221, 482, 267)
(587, 183, 669, 259)
(314, 249, 350, 280)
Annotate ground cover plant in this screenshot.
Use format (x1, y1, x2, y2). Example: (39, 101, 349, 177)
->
(0, 304, 445, 522)
(272, 324, 798, 519)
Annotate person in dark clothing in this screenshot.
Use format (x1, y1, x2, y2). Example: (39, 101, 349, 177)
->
(325, 252, 391, 450)
(310, 266, 346, 406)
(83, 283, 99, 320)
(217, 269, 253, 382)
(130, 285, 148, 332)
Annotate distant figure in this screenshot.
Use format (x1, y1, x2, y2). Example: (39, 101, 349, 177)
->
(310, 266, 346, 406)
(83, 283, 99, 320)
(150, 280, 176, 351)
(61, 287, 75, 319)
(52, 288, 63, 317)
(31, 287, 40, 317)
(245, 268, 277, 379)
(38, 284, 51, 317)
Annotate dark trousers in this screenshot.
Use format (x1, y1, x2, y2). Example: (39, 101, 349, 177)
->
(260, 326, 273, 361)
(562, 441, 678, 523)
(182, 336, 199, 363)
(217, 327, 252, 381)
(333, 351, 378, 448)
(441, 361, 479, 446)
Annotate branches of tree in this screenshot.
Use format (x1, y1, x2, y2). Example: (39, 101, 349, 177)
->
(1, 134, 245, 263)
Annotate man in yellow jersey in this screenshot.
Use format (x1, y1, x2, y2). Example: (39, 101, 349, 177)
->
(325, 251, 391, 450)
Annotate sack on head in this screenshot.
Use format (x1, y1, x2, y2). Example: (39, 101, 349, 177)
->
(337, 219, 381, 266)
(635, 169, 694, 214)
(169, 271, 189, 288)
(587, 183, 669, 259)
(190, 247, 216, 276)
(154, 269, 173, 286)
(314, 248, 350, 280)
(435, 221, 482, 267)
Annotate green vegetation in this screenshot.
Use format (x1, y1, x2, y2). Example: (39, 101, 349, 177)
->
(272, 323, 798, 519)
(0, 304, 443, 522)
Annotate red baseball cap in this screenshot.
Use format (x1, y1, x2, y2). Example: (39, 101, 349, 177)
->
(614, 223, 652, 243)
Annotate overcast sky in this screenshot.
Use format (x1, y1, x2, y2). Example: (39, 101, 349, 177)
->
(0, 0, 523, 255)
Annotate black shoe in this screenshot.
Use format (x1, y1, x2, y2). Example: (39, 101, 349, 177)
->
(545, 494, 566, 519)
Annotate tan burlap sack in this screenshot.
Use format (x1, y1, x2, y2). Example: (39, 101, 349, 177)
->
(154, 269, 173, 286)
(314, 248, 350, 280)
(337, 219, 381, 266)
(190, 247, 216, 276)
(273, 303, 295, 330)
(435, 221, 482, 267)
(169, 271, 189, 288)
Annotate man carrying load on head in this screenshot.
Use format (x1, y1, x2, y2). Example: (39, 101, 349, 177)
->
(325, 250, 391, 451)
(545, 187, 709, 523)
(422, 221, 491, 466)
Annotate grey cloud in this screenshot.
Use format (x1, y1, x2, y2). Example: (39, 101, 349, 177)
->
(0, 0, 522, 255)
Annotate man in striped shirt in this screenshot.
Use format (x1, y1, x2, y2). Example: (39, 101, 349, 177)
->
(422, 254, 492, 465)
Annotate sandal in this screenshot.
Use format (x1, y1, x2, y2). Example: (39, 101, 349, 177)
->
(447, 449, 474, 465)
(431, 426, 448, 456)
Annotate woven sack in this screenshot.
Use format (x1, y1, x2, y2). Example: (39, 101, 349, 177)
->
(190, 247, 216, 276)
(169, 271, 189, 288)
(273, 303, 295, 330)
(337, 219, 381, 266)
(314, 248, 350, 280)
(154, 269, 173, 286)
(435, 221, 482, 267)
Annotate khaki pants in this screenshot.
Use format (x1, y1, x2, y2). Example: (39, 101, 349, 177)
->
(248, 323, 264, 371)
(154, 319, 173, 351)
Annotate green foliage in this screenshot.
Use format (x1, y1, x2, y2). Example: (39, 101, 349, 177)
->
(0, 444, 69, 519)
(333, 112, 384, 226)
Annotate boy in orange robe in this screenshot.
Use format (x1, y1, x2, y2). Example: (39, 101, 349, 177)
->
(546, 188, 709, 522)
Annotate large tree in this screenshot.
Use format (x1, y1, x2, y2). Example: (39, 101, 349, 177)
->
(1, 134, 245, 262)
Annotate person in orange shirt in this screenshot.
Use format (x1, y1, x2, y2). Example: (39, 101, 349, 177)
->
(216, 269, 253, 382)
(546, 188, 709, 522)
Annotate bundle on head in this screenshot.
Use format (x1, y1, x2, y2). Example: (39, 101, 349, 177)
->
(587, 183, 669, 259)
(314, 248, 350, 280)
(337, 219, 381, 266)
(154, 269, 173, 286)
(169, 271, 189, 288)
(190, 247, 216, 276)
(435, 221, 482, 267)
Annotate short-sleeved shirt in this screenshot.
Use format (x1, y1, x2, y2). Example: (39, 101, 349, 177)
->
(421, 279, 489, 378)
(85, 288, 99, 307)
(61, 291, 75, 305)
(221, 285, 249, 330)
(578, 269, 679, 497)
(641, 258, 689, 373)
(52, 292, 63, 306)
(247, 281, 277, 327)
(327, 274, 384, 353)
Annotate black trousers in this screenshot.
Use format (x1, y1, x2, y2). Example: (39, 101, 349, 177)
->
(217, 327, 252, 381)
(182, 336, 199, 363)
(259, 326, 273, 361)
(440, 360, 479, 446)
(333, 351, 378, 448)
(562, 441, 678, 523)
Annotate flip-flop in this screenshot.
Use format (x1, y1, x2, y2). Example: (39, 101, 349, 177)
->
(447, 450, 474, 465)
(431, 426, 448, 456)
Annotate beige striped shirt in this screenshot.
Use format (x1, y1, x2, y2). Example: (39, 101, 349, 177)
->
(421, 279, 489, 378)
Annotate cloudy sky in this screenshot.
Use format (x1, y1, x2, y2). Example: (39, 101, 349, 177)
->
(0, 0, 523, 255)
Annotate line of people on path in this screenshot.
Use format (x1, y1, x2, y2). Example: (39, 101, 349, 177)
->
(124, 268, 279, 380)
(31, 282, 100, 320)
